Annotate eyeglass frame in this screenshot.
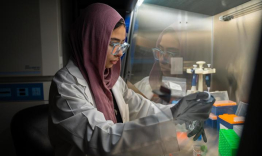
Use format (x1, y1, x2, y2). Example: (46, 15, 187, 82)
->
(152, 48, 180, 62)
(109, 42, 130, 56)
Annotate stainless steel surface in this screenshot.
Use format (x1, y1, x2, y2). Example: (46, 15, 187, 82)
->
(129, 4, 213, 85)
(0, 0, 63, 77)
(144, 0, 250, 16)
(125, 1, 262, 155)
(220, 1, 262, 21)
(212, 0, 262, 102)
(121, 10, 135, 81)
(0, 0, 42, 76)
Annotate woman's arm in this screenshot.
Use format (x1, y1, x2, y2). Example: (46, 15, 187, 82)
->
(49, 71, 179, 156)
(116, 77, 173, 121)
(126, 80, 148, 99)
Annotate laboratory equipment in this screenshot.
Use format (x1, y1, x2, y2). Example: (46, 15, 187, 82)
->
(233, 116, 245, 122)
(205, 113, 217, 129)
(210, 91, 229, 101)
(217, 114, 244, 131)
(152, 85, 172, 103)
(162, 77, 187, 97)
(191, 65, 198, 92)
(193, 144, 207, 156)
(187, 61, 216, 92)
(219, 129, 240, 156)
(205, 74, 211, 92)
(233, 125, 244, 137)
(0, 0, 63, 77)
(192, 133, 207, 156)
(211, 100, 237, 115)
(152, 77, 187, 103)
(235, 101, 248, 117)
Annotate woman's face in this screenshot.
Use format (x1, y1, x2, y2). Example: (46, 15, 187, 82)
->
(105, 25, 126, 69)
(158, 33, 180, 76)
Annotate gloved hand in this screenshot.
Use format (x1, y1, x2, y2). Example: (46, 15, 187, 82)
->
(170, 92, 215, 123)
(187, 120, 207, 142)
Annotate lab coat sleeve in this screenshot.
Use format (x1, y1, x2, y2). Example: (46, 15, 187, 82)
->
(134, 76, 154, 99)
(49, 70, 179, 156)
(116, 77, 173, 121)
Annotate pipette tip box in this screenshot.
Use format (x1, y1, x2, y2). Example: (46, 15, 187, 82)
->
(217, 114, 244, 131)
(205, 113, 217, 129)
(211, 100, 237, 116)
(219, 129, 240, 156)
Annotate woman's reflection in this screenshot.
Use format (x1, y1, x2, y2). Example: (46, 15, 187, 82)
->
(153, 28, 181, 76)
(134, 27, 185, 103)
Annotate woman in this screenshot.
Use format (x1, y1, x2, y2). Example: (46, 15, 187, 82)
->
(48, 3, 214, 156)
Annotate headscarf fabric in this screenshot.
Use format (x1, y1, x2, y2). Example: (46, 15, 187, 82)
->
(69, 3, 123, 123)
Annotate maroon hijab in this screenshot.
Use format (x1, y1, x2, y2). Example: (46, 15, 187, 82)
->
(69, 3, 123, 123)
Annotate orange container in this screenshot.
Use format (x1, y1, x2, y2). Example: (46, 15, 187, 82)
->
(218, 114, 244, 124)
(209, 113, 217, 120)
(176, 132, 188, 140)
(213, 100, 237, 107)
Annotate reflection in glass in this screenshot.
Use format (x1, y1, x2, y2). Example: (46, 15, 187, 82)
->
(126, 1, 261, 156)
(134, 27, 185, 103)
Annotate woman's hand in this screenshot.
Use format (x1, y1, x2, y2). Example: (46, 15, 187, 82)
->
(170, 92, 215, 122)
(187, 120, 207, 142)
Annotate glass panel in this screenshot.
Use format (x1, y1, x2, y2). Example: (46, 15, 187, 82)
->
(128, 4, 213, 102)
(126, 1, 262, 156)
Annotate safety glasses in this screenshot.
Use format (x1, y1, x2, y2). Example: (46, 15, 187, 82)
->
(109, 42, 130, 56)
(152, 48, 180, 63)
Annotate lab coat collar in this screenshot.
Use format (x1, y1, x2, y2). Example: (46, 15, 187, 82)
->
(66, 60, 87, 87)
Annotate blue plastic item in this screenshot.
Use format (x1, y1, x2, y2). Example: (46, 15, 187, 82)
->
(217, 116, 243, 131)
(0, 83, 44, 101)
(205, 118, 217, 129)
(205, 74, 211, 87)
(211, 105, 238, 116)
(191, 69, 197, 86)
(197, 135, 202, 141)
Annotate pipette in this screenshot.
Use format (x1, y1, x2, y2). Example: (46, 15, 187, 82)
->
(205, 64, 211, 92)
(191, 65, 197, 92)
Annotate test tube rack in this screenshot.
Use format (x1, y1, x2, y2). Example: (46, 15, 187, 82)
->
(186, 61, 216, 92)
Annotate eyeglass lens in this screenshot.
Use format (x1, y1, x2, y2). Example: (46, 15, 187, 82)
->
(154, 49, 178, 60)
(112, 44, 128, 55)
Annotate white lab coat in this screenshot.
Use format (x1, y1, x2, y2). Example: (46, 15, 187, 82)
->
(134, 76, 154, 100)
(48, 60, 180, 156)
(134, 77, 188, 132)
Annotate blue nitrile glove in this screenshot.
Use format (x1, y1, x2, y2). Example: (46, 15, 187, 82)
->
(170, 92, 215, 123)
(187, 120, 207, 142)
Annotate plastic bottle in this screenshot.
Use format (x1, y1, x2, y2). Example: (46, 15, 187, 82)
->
(189, 121, 208, 156)
(193, 136, 207, 156)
